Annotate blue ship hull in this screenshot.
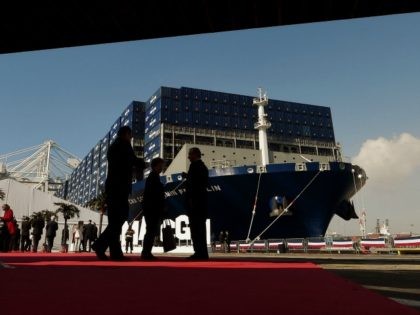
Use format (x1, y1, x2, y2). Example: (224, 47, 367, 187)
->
(129, 162, 366, 240)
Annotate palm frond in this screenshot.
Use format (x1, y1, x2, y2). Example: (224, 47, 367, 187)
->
(86, 192, 107, 212)
(54, 202, 80, 220)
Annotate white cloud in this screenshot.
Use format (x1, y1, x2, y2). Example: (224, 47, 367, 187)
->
(329, 133, 420, 235)
(352, 133, 420, 185)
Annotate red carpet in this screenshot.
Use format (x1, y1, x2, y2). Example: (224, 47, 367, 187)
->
(0, 253, 418, 315)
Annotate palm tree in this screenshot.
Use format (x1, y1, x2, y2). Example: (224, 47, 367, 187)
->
(30, 211, 44, 222)
(54, 202, 80, 232)
(86, 192, 106, 234)
(0, 188, 5, 200)
(41, 209, 57, 222)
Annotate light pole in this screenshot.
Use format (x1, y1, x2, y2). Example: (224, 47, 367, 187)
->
(352, 169, 366, 237)
(351, 169, 358, 195)
(358, 173, 366, 238)
(357, 174, 365, 211)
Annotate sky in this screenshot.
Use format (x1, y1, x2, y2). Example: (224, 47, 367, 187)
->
(1, 12, 419, 234)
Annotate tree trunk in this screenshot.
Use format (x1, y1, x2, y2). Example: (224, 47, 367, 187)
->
(43, 220, 48, 252)
(63, 218, 68, 253)
(64, 218, 68, 244)
(99, 210, 104, 234)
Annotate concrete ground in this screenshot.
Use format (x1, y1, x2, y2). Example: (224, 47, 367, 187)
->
(208, 253, 420, 310)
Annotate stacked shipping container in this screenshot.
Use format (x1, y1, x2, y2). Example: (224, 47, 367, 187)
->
(142, 86, 335, 163)
(58, 87, 335, 207)
(60, 101, 145, 205)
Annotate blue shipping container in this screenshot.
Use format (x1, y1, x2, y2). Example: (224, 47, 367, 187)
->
(144, 137, 161, 155)
(145, 124, 161, 143)
(145, 99, 161, 122)
(146, 87, 162, 110)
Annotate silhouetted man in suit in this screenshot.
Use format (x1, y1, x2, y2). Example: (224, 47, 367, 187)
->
(184, 147, 209, 260)
(93, 126, 145, 260)
(20, 216, 31, 252)
(31, 216, 45, 253)
(84, 220, 94, 252)
(13, 224, 21, 251)
(92, 223, 98, 242)
(45, 216, 58, 252)
(141, 158, 165, 260)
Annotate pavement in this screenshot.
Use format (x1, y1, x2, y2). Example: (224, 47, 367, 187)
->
(209, 253, 420, 310)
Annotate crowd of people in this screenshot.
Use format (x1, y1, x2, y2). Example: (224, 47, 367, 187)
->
(0, 205, 46, 253)
(1, 126, 210, 260)
(0, 204, 99, 253)
(70, 220, 98, 252)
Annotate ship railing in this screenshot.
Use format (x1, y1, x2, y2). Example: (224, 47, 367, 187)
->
(292, 138, 337, 149)
(270, 137, 338, 149)
(165, 124, 338, 149)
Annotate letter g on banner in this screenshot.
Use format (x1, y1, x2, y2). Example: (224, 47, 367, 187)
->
(175, 215, 191, 240)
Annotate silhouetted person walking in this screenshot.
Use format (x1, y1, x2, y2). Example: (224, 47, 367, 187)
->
(219, 231, 225, 252)
(225, 231, 231, 253)
(46, 216, 58, 252)
(92, 222, 98, 242)
(184, 148, 209, 260)
(0, 219, 7, 252)
(31, 216, 45, 252)
(14, 224, 21, 251)
(78, 222, 85, 252)
(93, 126, 145, 260)
(141, 158, 165, 260)
(84, 220, 95, 252)
(21, 216, 31, 252)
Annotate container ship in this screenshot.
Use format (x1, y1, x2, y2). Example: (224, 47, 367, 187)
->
(58, 86, 366, 240)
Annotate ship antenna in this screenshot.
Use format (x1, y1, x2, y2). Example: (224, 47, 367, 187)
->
(253, 87, 271, 166)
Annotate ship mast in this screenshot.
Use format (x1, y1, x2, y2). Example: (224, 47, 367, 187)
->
(253, 88, 271, 166)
